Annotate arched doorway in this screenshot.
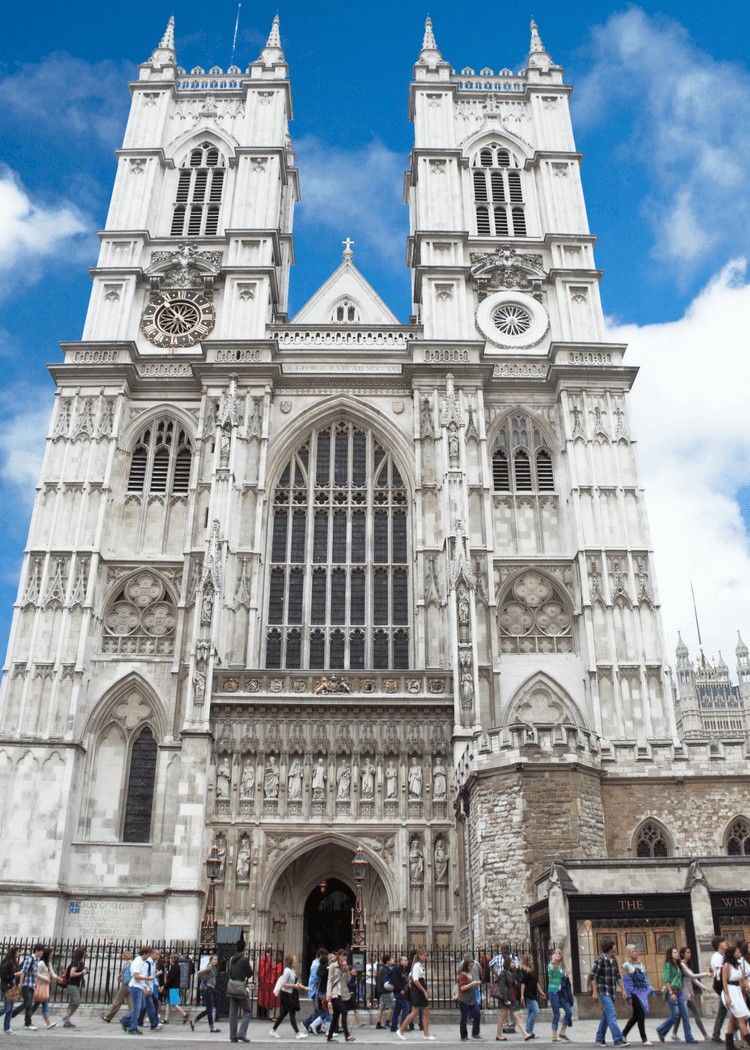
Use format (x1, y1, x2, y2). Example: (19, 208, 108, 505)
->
(303, 878, 355, 974)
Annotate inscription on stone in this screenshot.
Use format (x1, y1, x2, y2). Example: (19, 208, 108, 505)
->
(63, 899, 143, 939)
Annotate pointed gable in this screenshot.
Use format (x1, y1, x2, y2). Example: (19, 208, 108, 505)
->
(291, 258, 400, 326)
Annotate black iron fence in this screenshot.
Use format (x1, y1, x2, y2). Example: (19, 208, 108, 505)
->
(0, 938, 548, 1014)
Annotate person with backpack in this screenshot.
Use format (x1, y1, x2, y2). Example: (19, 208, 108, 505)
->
(269, 953, 310, 1039)
(376, 953, 395, 1030)
(389, 956, 411, 1035)
(63, 947, 89, 1029)
(227, 942, 254, 1044)
(190, 953, 220, 1034)
(102, 950, 134, 1023)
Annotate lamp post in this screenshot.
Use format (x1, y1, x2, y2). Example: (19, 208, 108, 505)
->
(351, 846, 369, 952)
(200, 842, 222, 950)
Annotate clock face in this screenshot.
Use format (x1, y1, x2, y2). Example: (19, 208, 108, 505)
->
(141, 290, 215, 348)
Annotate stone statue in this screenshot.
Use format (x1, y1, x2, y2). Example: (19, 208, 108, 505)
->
(264, 755, 280, 799)
(200, 587, 214, 626)
(360, 759, 375, 800)
(432, 758, 447, 800)
(312, 756, 327, 800)
(461, 669, 474, 708)
(385, 760, 398, 799)
(434, 838, 448, 885)
(448, 425, 460, 467)
(287, 756, 303, 801)
(236, 838, 251, 882)
(408, 756, 423, 800)
(193, 667, 206, 705)
(336, 758, 351, 800)
(409, 838, 424, 884)
(240, 760, 255, 800)
(215, 758, 231, 800)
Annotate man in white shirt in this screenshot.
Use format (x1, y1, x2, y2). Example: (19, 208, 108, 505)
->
(121, 947, 154, 1035)
(710, 936, 727, 1044)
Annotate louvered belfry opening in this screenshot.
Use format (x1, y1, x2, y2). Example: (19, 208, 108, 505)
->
(171, 141, 225, 237)
(127, 419, 192, 494)
(266, 422, 410, 670)
(473, 142, 526, 237)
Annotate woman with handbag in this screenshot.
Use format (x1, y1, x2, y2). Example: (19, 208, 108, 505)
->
(494, 957, 529, 1042)
(270, 954, 310, 1039)
(621, 943, 654, 1046)
(397, 947, 436, 1041)
(670, 947, 709, 1041)
(326, 949, 355, 1043)
(457, 958, 482, 1041)
(0, 947, 22, 1035)
(190, 953, 221, 1034)
(31, 949, 60, 1029)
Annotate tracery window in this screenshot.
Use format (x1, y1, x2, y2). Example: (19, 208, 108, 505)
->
(331, 298, 361, 323)
(472, 142, 526, 238)
(170, 141, 225, 237)
(266, 422, 409, 670)
(122, 726, 158, 842)
(102, 572, 177, 656)
(635, 820, 670, 858)
(492, 415, 554, 492)
(727, 817, 750, 856)
(497, 570, 572, 654)
(127, 419, 192, 494)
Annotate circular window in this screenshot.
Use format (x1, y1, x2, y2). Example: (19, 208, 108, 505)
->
(492, 303, 532, 336)
(476, 291, 549, 352)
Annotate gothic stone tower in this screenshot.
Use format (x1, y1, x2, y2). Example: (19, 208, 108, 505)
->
(0, 16, 694, 947)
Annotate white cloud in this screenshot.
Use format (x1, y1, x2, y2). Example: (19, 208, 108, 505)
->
(295, 136, 407, 267)
(575, 8, 750, 270)
(0, 383, 52, 506)
(609, 260, 750, 669)
(0, 165, 89, 286)
(0, 52, 132, 146)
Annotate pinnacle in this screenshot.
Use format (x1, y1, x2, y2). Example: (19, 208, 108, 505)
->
(259, 13, 285, 63)
(418, 15, 443, 63)
(159, 15, 175, 51)
(267, 13, 282, 50)
(529, 17, 545, 54)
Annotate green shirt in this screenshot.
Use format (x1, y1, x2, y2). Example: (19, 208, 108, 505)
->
(663, 961, 683, 991)
(547, 964, 564, 994)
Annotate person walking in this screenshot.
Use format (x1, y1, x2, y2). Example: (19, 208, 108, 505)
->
(303, 948, 327, 1035)
(31, 948, 61, 1029)
(457, 958, 482, 1041)
(326, 949, 355, 1043)
(102, 950, 133, 1024)
(163, 952, 191, 1025)
(63, 947, 89, 1029)
(710, 937, 729, 1044)
(15, 943, 44, 1031)
(375, 953, 395, 1031)
(120, 946, 154, 1035)
(189, 953, 220, 1034)
(0, 946, 22, 1035)
(720, 944, 750, 1050)
(397, 947, 435, 1040)
(670, 947, 709, 1041)
(495, 958, 529, 1042)
(520, 954, 545, 1041)
(270, 954, 309, 1039)
(656, 947, 697, 1045)
(621, 943, 654, 1046)
(389, 956, 411, 1036)
(227, 942, 254, 1045)
(590, 937, 627, 1047)
(548, 948, 573, 1043)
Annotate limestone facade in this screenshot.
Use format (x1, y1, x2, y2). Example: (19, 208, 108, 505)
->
(0, 16, 748, 976)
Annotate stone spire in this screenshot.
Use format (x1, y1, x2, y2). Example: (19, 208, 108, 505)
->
(737, 631, 748, 659)
(417, 16, 443, 66)
(159, 15, 175, 51)
(526, 17, 554, 70)
(145, 15, 177, 73)
(259, 14, 285, 65)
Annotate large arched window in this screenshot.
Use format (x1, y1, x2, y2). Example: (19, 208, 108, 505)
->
(171, 141, 225, 237)
(127, 418, 192, 494)
(634, 820, 671, 858)
(472, 142, 526, 238)
(266, 422, 409, 670)
(492, 414, 555, 492)
(727, 817, 750, 856)
(122, 726, 158, 842)
(101, 572, 177, 656)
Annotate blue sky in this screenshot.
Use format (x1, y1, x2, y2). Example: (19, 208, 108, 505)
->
(1, 1, 749, 673)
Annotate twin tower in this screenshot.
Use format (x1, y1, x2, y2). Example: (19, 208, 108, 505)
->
(1, 16, 747, 974)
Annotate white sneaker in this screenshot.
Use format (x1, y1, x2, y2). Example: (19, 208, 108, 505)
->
(423, 1038, 437, 1042)
(297, 1033, 310, 1040)
(270, 1030, 281, 1039)
(24, 1026, 37, 1032)
(397, 1034, 407, 1042)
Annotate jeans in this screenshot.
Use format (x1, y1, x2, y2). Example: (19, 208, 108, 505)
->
(459, 1000, 481, 1039)
(672, 997, 708, 1039)
(138, 989, 159, 1029)
(525, 998, 539, 1036)
(549, 991, 573, 1031)
(122, 985, 145, 1032)
(391, 993, 410, 1032)
(596, 993, 624, 1044)
(657, 993, 694, 1043)
(194, 986, 216, 1028)
(229, 990, 252, 1042)
(0, 995, 17, 1032)
(20, 985, 36, 1026)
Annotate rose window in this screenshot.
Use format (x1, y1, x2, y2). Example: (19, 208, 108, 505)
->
(492, 303, 532, 336)
(102, 573, 177, 656)
(498, 571, 573, 654)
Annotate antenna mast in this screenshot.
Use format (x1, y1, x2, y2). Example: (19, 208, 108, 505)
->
(690, 582, 703, 648)
(230, 3, 242, 66)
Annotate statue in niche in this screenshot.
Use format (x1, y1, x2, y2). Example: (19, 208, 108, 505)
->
(434, 838, 448, 885)
(219, 428, 231, 468)
(385, 760, 398, 799)
(264, 754, 280, 799)
(312, 757, 327, 800)
(408, 757, 423, 800)
(336, 758, 351, 800)
(461, 669, 474, 709)
(448, 424, 460, 467)
(360, 759, 375, 800)
(287, 756, 303, 801)
(200, 587, 214, 626)
(215, 758, 231, 800)
(432, 758, 447, 800)
(236, 838, 251, 882)
(215, 836, 227, 880)
(457, 587, 470, 643)
(193, 667, 206, 705)
(240, 760, 255, 800)
(409, 838, 424, 884)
